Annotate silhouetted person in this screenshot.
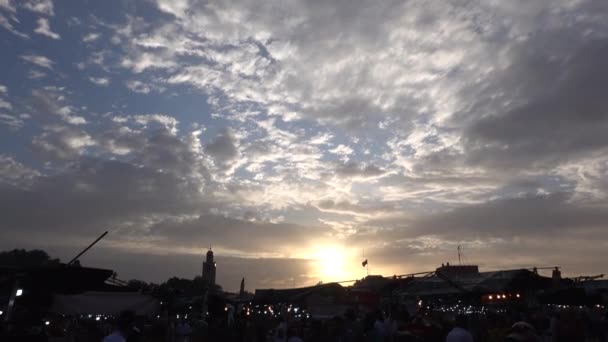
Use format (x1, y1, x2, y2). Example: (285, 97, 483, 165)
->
(446, 315, 473, 342)
(175, 319, 192, 342)
(505, 321, 540, 342)
(104, 310, 136, 342)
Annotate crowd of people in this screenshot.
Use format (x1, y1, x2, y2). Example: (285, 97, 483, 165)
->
(3, 303, 608, 341)
(90, 304, 608, 342)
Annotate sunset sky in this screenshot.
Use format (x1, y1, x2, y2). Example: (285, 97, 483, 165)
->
(1, 0, 607, 292)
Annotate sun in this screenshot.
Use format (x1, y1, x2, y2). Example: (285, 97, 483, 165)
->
(314, 246, 350, 282)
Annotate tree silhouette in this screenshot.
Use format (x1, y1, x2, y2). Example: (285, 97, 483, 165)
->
(0, 249, 61, 268)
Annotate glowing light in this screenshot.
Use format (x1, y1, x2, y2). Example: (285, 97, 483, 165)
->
(16, 289, 23, 297)
(516, 294, 520, 298)
(96, 317, 100, 321)
(489, 295, 493, 300)
(0, 310, 3, 315)
(45, 321, 50, 326)
(314, 246, 350, 281)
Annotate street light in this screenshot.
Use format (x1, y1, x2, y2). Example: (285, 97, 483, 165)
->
(16, 289, 23, 297)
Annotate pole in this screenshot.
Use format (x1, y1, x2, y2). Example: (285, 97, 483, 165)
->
(68, 231, 108, 265)
(4, 277, 20, 323)
(458, 245, 461, 265)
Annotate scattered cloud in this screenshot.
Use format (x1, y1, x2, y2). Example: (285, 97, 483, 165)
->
(20, 54, 54, 69)
(31, 125, 96, 160)
(89, 76, 110, 86)
(34, 17, 60, 39)
(21, 0, 54, 16)
(125, 80, 164, 94)
(0, 114, 23, 129)
(0, 155, 40, 188)
(30, 88, 87, 125)
(82, 32, 100, 42)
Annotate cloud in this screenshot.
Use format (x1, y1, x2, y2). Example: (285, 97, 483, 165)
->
(0, 158, 205, 248)
(0, 98, 10, 109)
(34, 17, 60, 39)
(390, 192, 608, 241)
(0, 114, 23, 129)
(126, 80, 150, 93)
(462, 39, 608, 171)
(21, 0, 54, 16)
(334, 161, 386, 179)
(147, 214, 329, 257)
(126, 80, 164, 94)
(3, 0, 608, 286)
(113, 0, 493, 132)
(29, 88, 87, 125)
(0, 3, 29, 38)
(0, 0, 16, 12)
(204, 128, 238, 168)
(89, 76, 110, 86)
(133, 114, 179, 135)
(82, 32, 100, 42)
(20, 54, 54, 69)
(0, 155, 40, 188)
(31, 125, 96, 160)
(28, 70, 46, 79)
(0, 87, 11, 110)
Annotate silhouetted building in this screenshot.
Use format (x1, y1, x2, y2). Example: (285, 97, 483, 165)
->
(436, 264, 479, 278)
(202, 249, 216, 289)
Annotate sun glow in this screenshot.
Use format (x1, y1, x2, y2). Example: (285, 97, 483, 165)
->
(313, 246, 355, 282)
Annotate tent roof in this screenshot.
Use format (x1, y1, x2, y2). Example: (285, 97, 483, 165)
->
(401, 269, 551, 297)
(0, 264, 115, 294)
(254, 283, 345, 304)
(51, 291, 160, 315)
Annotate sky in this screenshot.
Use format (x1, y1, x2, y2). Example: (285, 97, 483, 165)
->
(1, 0, 608, 292)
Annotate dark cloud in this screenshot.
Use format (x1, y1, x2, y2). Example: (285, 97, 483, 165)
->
(463, 38, 608, 170)
(0, 158, 204, 243)
(136, 129, 205, 177)
(148, 214, 329, 253)
(335, 161, 385, 178)
(408, 192, 608, 239)
(204, 128, 238, 168)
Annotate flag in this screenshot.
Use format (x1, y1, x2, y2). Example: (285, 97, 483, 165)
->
(362, 259, 368, 267)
